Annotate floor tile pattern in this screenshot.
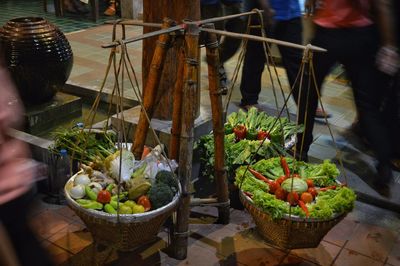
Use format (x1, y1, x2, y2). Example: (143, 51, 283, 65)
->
(26, 196, 400, 266)
(0, 0, 112, 33)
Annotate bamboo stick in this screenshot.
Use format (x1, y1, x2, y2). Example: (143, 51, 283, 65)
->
(204, 23, 230, 224)
(200, 27, 327, 52)
(169, 41, 185, 160)
(102, 24, 183, 48)
(131, 18, 174, 158)
(197, 10, 259, 25)
(172, 22, 200, 260)
(105, 19, 162, 28)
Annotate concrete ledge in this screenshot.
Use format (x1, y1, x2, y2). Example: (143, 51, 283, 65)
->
(111, 105, 213, 148)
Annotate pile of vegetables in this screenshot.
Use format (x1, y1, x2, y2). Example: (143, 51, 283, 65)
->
(65, 146, 179, 215)
(196, 107, 304, 179)
(235, 157, 356, 220)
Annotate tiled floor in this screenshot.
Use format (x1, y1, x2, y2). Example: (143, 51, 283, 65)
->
(0, 0, 112, 33)
(27, 195, 400, 266)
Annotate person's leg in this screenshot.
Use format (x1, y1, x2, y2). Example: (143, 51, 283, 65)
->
(240, 26, 266, 106)
(293, 26, 337, 159)
(341, 26, 393, 185)
(274, 17, 303, 93)
(219, 2, 245, 64)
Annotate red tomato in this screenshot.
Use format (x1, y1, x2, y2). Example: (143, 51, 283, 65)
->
(306, 179, 314, 187)
(97, 190, 111, 204)
(286, 192, 299, 206)
(300, 192, 313, 204)
(257, 130, 270, 140)
(276, 176, 286, 185)
(268, 181, 279, 194)
(307, 187, 318, 198)
(274, 188, 286, 200)
(137, 195, 152, 211)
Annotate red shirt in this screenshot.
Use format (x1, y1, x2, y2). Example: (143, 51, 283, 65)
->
(314, 0, 373, 28)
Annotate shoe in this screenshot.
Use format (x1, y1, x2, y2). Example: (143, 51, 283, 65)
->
(315, 107, 331, 119)
(390, 159, 400, 171)
(104, 4, 116, 16)
(349, 120, 370, 146)
(239, 103, 259, 112)
(377, 163, 393, 184)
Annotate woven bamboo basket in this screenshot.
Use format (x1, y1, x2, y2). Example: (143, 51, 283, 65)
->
(65, 175, 180, 251)
(239, 190, 346, 249)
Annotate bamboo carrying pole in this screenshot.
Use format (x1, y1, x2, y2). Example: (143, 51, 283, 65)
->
(169, 40, 185, 160)
(204, 23, 230, 224)
(131, 18, 175, 158)
(172, 22, 200, 260)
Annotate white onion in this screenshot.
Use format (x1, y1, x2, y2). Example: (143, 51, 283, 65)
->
(69, 184, 86, 199)
(88, 182, 102, 194)
(73, 174, 91, 186)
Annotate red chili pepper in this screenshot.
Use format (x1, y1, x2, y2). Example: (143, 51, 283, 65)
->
(233, 125, 247, 141)
(319, 185, 337, 192)
(243, 191, 253, 199)
(280, 156, 290, 178)
(249, 168, 274, 185)
(298, 200, 309, 217)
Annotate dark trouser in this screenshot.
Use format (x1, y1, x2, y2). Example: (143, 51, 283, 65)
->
(240, 17, 303, 106)
(0, 190, 53, 266)
(219, 2, 245, 64)
(382, 72, 400, 157)
(297, 25, 393, 168)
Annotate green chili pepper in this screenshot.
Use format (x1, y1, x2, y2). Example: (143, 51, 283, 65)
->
(104, 203, 117, 214)
(85, 185, 97, 201)
(109, 200, 119, 209)
(106, 183, 115, 193)
(76, 199, 103, 210)
(111, 192, 128, 202)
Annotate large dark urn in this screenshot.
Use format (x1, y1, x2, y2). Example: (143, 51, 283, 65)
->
(0, 17, 73, 105)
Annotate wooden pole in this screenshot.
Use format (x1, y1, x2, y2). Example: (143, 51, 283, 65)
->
(172, 22, 200, 260)
(204, 23, 230, 224)
(143, 0, 200, 121)
(169, 40, 185, 160)
(131, 18, 174, 158)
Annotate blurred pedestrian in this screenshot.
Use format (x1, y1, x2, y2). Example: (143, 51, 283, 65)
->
(379, 0, 400, 171)
(201, 0, 245, 94)
(0, 44, 53, 265)
(239, 0, 304, 111)
(297, 0, 399, 190)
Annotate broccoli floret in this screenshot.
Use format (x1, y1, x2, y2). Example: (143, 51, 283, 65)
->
(155, 170, 178, 193)
(148, 182, 174, 209)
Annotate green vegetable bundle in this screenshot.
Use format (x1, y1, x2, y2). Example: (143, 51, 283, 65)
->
(50, 126, 117, 165)
(196, 107, 303, 180)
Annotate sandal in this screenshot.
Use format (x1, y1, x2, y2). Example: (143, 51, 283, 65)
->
(104, 5, 116, 16)
(315, 107, 331, 119)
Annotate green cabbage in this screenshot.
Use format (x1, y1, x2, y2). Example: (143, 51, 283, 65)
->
(281, 178, 308, 193)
